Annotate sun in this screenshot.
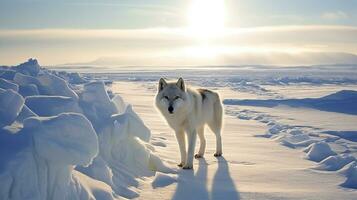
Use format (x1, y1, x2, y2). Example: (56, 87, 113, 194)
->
(187, 0, 225, 39)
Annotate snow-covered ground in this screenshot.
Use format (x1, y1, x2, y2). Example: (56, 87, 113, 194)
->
(1, 60, 357, 199)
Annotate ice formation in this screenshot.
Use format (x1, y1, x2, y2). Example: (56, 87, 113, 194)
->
(0, 59, 173, 200)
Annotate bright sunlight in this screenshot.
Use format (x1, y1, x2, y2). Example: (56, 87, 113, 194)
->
(187, 0, 226, 39)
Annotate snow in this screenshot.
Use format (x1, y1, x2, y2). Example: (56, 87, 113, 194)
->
(315, 154, 355, 171)
(151, 172, 177, 188)
(1, 59, 357, 199)
(112, 81, 357, 199)
(223, 90, 357, 115)
(304, 142, 337, 162)
(339, 161, 357, 189)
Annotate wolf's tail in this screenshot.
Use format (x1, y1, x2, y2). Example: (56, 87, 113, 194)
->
(213, 92, 223, 130)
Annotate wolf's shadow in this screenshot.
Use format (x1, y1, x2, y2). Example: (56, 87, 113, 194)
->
(172, 157, 240, 200)
(211, 157, 240, 200)
(172, 159, 209, 200)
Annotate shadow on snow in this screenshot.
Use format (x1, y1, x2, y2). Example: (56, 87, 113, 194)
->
(172, 157, 240, 200)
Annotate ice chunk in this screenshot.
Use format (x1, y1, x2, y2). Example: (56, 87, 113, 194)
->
(16, 104, 37, 123)
(111, 105, 150, 142)
(25, 95, 82, 117)
(18, 84, 39, 97)
(0, 89, 24, 127)
(15, 58, 40, 76)
(315, 154, 355, 171)
(304, 142, 337, 162)
(69, 72, 87, 84)
(0, 69, 16, 80)
(0, 78, 18, 91)
(112, 94, 126, 114)
(24, 113, 98, 165)
(13, 72, 41, 86)
(37, 73, 78, 99)
(79, 81, 117, 128)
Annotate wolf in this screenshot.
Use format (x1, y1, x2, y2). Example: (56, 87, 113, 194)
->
(155, 77, 223, 169)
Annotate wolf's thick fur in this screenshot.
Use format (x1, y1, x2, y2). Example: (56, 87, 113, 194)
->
(155, 78, 223, 169)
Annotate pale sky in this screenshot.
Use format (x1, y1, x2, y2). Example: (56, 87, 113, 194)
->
(1, 0, 357, 66)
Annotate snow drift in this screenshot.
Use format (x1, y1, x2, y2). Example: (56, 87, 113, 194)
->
(0, 59, 173, 200)
(223, 90, 357, 115)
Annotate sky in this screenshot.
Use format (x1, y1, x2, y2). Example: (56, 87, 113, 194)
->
(1, 0, 357, 66)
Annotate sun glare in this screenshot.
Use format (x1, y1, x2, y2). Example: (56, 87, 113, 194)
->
(187, 0, 225, 39)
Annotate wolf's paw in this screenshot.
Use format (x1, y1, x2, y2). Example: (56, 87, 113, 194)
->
(194, 154, 203, 159)
(177, 162, 185, 167)
(182, 164, 193, 170)
(214, 152, 222, 157)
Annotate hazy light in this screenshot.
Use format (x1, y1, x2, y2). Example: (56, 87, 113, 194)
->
(187, 0, 225, 39)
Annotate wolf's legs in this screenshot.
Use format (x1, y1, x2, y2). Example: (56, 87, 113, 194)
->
(208, 101, 223, 157)
(195, 126, 205, 158)
(208, 123, 222, 157)
(183, 129, 197, 169)
(175, 130, 186, 167)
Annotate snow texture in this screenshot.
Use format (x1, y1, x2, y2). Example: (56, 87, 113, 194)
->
(151, 172, 177, 188)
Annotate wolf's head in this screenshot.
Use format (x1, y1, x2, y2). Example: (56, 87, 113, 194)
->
(155, 77, 188, 115)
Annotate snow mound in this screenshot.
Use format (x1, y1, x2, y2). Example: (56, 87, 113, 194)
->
(0, 89, 24, 127)
(151, 172, 177, 188)
(315, 154, 355, 171)
(338, 161, 357, 189)
(304, 142, 337, 162)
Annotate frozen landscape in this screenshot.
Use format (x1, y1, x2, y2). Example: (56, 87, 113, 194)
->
(1, 59, 357, 200)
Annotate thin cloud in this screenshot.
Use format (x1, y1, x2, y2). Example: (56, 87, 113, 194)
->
(0, 25, 357, 65)
(322, 11, 349, 20)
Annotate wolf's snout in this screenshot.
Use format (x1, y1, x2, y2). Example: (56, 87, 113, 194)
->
(168, 106, 174, 114)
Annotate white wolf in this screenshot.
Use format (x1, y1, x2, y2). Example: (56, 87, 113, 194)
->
(155, 77, 223, 169)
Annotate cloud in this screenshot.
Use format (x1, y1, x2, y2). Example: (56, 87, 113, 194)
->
(0, 25, 357, 66)
(322, 11, 348, 20)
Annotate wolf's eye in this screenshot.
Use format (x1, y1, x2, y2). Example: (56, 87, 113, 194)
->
(174, 96, 180, 100)
(164, 96, 169, 100)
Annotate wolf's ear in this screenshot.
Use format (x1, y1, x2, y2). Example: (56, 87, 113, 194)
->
(176, 77, 185, 91)
(158, 78, 167, 91)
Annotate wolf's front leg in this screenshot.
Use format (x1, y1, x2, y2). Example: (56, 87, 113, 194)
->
(183, 129, 197, 169)
(175, 130, 186, 167)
